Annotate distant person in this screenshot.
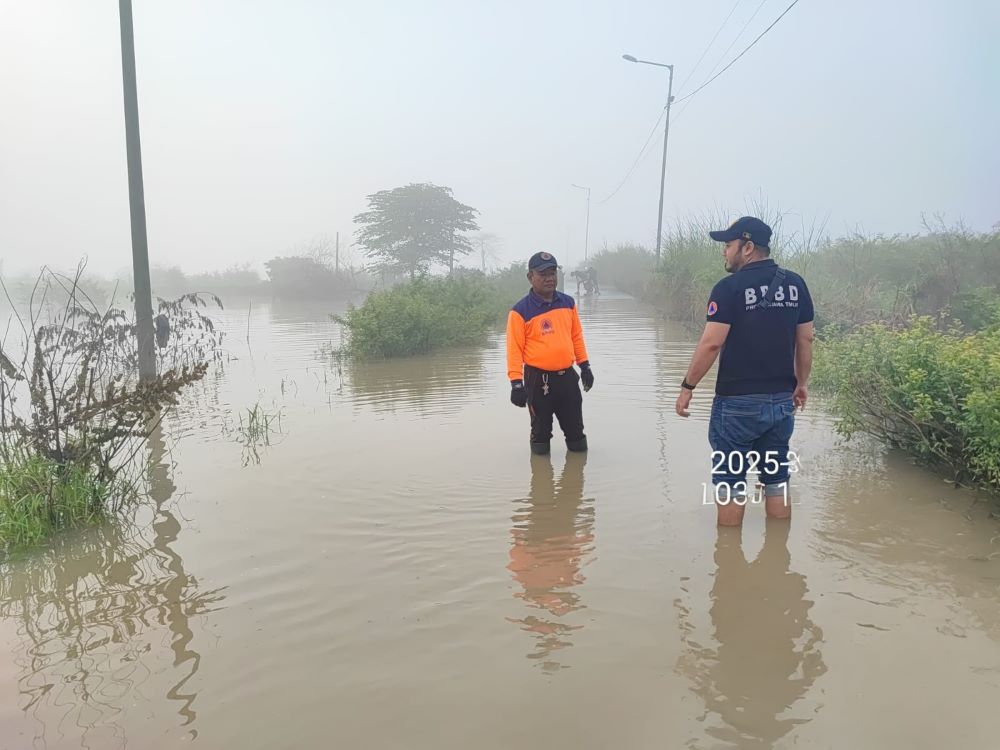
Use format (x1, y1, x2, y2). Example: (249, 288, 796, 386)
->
(674, 217, 814, 527)
(507, 252, 595, 455)
(587, 267, 600, 296)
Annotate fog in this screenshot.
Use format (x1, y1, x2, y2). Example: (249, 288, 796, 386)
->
(1, 0, 998, 277)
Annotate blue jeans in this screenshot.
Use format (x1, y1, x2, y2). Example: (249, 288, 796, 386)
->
(708, 392, 795, 497)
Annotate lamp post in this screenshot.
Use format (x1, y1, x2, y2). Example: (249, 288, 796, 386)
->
(622, 54, 674, 263)
(571, 184, 591, 263)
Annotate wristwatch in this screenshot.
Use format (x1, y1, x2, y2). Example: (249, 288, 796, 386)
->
(681, 379, 696, 391)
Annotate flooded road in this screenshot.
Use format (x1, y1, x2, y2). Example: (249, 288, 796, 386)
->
(2, 292, 999, 749)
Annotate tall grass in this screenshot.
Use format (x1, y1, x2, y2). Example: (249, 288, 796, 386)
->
(792, 222, 1000, 332)
(615, 212, 999, 333)
(0, 448, 118, 548)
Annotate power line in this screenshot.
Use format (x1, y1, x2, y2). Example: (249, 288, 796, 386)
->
(691, 0, 769, 94)
(594, 106, 667, 205)
(667, 0, 765, 131)
(675, 0, 745, 95)
(675, 0, 803, 105)
(670, 0, 799, 124)
(594, 0, 802, 207)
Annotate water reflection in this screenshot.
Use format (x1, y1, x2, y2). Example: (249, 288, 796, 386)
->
(814, 448, 1000, 606)
(0, 424, 225, 745)
(676, 523, 826, 748)
(507, 452, 595, 672)
(343, 345, 489, 417)
(147, 423, 211, 731)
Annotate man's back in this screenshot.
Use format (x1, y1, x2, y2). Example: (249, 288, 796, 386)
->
(706, 259, 814, 396)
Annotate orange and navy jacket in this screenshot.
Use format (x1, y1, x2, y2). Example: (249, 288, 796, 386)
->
(506, 291, 590, 381)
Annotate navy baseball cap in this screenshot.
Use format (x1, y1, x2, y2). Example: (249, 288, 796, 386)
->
(709, 216, 772, 248)
(528, 251, 559, 271)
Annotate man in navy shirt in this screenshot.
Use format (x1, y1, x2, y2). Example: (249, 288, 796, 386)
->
(674, 217, 815, 527)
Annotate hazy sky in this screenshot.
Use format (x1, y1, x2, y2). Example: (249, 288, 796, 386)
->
(2, 0, 998, 277)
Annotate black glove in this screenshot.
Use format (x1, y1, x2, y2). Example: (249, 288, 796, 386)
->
(510, 379, 527, 407)
(580, 362, 594, 392)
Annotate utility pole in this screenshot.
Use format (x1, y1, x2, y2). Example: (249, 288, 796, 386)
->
(654, 66, 675, 263)
(118, 0, 155, 380)
(571, 184, 591, 263)
(335, 231, 340, 273)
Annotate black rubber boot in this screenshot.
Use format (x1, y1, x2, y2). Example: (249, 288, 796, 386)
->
(530, 441, 551, 455)
(566, 437, 588, 452)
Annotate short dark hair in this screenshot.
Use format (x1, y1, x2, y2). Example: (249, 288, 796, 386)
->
(741, 238, 771, 256)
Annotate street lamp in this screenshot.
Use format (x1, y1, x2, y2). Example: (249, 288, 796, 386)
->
(571, 184, 591, 263)
(622, 53, 675, 264)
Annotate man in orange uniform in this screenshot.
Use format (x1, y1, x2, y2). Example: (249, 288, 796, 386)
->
(507, 252, 595, 455)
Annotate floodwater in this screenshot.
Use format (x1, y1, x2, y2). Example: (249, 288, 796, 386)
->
(2, 292, 999, 750)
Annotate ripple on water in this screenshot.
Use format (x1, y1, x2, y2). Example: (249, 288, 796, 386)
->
(3, 294, 1000, 749)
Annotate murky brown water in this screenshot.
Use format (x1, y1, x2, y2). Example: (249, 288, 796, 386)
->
(2, 293, 999, 749)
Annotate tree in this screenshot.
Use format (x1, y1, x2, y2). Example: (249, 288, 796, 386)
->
(354, 183, 479, 279)
(470, 232, 504, 272)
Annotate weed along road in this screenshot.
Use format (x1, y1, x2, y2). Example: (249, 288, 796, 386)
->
(1, 293, 999, 749)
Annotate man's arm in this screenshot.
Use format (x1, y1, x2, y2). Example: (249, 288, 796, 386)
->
(506, 310, 526, 381)
(683, 322, 731, 386)
(570, 307, 590, 365)
(793, 321, 814, 408)
(676, 322, 730, 417)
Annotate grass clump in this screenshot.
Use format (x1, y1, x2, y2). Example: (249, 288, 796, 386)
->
(0, 449, 118, 548)
(225, 401, 284, 466)
(239, 402, 282, 444)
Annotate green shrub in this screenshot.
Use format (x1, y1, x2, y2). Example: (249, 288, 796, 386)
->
(813, 317, 1000, 492)
(950, 287, 1000, 331)
(334, 275, 511, 359)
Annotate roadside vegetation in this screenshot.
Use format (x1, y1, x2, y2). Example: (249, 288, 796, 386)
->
(813, 316, 1000, 495)
(333, 274, 513, 359)
(615, 214, 999, 334)
(0, 266, 221, 550)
